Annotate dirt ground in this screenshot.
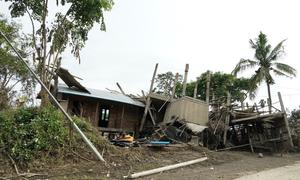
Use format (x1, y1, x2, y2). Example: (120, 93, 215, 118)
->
(142, 150, 300, 180)
(1, 145, 300, 179)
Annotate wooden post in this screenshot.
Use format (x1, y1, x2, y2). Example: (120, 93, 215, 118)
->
(267, 98, 272, 114)
(139, 63, 158, 132)
(148, 106, 156, 125)
(223, 91, 231, 145)
(248, 129, 254, 153)
(141, 90, 146, 98)
(172, 73, 179, 100)
(193, 78, 198, 98)
(254, 103, 258, 112)
(95, 102, 100, 127)
(120, 104, 125, 129)
(206, 71, 211, 103)
(278, 92, 294, 147)
(116, 82, 126, 95)
(182, 64, 189, 96)
(241, 101, 244, 110)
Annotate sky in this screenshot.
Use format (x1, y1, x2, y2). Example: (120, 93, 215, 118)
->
(1, 0, 300, 111)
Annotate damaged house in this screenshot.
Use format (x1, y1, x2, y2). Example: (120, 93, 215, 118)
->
(54, 64, 210, 138)
(55, 68, 145, 133)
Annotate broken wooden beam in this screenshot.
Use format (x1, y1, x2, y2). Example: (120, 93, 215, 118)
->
(278, 92, 294, 148)
(223, 91, 231, 145)
(116, 82, 126, 95)
(139, 63, 158, 132)
(231, 112, 284, 124)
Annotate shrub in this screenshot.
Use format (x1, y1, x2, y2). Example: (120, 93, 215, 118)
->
(0, 105, 116, 165)
(0, 106, 68, 163)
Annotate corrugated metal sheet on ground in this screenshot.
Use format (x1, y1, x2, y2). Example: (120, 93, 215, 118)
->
(58, 84, 145, 107)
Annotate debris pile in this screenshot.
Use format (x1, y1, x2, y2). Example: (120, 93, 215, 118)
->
(204, 92, 293, 153)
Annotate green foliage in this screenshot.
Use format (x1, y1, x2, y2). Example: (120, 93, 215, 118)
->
(0, 106, 68, 163)
(289, 108, 300, 146)
(72, 115, 116, 152)
(232, 32, 297, 103)
(0, 15, 34, 110)
(182, 71, 255, 102)
(3, 0, 113, 105)
(4, 0, 113, 60)
(154, 71, 183, 96)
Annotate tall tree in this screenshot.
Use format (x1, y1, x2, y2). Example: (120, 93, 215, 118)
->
(0, 15, 34, 110)
(3, 0, 113, 106)
(154, 71, 183, 96)
(196, 71, 254, 103)
(232, 32, 296, 109)
(177, 71, 255, 104)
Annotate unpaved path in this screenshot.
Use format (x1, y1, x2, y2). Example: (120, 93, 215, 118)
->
(139, 152, 300, 180)
(236, 161, 300, 180)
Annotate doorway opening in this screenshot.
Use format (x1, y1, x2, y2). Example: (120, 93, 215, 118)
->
(99, 107, 110, 127)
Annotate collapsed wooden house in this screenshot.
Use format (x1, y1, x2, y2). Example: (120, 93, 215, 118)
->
(206, 92, 294, 152)
(138, 63, 210, 141)
(54, 64, 210, 138)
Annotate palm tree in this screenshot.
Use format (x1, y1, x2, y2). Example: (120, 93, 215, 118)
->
(232, 32, 296, 112)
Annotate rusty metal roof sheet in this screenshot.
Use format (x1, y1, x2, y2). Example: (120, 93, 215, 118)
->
(58, 84, 144, 107)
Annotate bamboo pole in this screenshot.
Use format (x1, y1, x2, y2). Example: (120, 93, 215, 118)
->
(0, 30, 106, 162)
(139, 63, 158, 132)
(123, 157, 208, 179)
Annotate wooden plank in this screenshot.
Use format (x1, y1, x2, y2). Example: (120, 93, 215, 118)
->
(231, 112, 283, 124)
(139, 63, 158, 132)
(248, 132, 254, 153)
(120, 104, 125, 129)
(95, 101, 100, 127)
(278, 92, 294, 147)
(148, 100, 156, 125)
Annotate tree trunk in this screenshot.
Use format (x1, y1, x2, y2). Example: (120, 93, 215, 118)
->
(266, 81, 272, 114)
(40, 87, 50, 107)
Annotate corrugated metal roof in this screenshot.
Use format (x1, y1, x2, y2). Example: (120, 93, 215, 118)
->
(57, 84, 145, 107)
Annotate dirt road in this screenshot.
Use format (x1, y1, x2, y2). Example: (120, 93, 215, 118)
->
(140, 152, 300, 180)
(236, 161, 300, 180)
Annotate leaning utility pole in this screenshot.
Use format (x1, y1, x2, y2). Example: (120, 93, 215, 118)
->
(0, 30, 105, 162)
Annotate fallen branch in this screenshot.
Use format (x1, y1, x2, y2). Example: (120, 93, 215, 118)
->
(7, 153, 47, 178)
(7, 154, 20, 175)
(123, 157, 208, 179)
(72, 150, 94, 162)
